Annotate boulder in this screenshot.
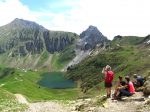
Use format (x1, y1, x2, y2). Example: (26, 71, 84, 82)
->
(143, 72, 150, 95)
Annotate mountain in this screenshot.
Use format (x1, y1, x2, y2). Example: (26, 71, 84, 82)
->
(64, 26, 109, 71)
(66, 35, 150, 92)
(0, 18, 78, 70)
(76, 25, 108, 50)
(0, 19, 109, 71)
(0, 18, 78, 56)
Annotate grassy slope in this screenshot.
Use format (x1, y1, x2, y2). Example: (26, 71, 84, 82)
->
(0, 45, 75, 71)
(66, 36, 150, 93)
(0, 68, 79, 102)
(0, 88, 27, 112)
(51, 45, 76, 71)
(0, 24, 79, 71)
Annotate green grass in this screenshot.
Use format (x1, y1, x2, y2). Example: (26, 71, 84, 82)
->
(66, 40, 150, 93)
(37, 50, 49, 66)
(0, 88, 27, 112)
(58, 45, 76, 62)
(0, 68, 79, 102)
(113, 36, 145, 45)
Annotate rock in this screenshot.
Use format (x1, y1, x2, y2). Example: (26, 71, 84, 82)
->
(0, 18, 77, 56)
(143, 72, 150, 95)
(76, 25, 108, 50)
(144, 99, 150, 105)
(75, 103, 85, 111)
(102, 102, 108, 108)
(84, 98, 92, 102)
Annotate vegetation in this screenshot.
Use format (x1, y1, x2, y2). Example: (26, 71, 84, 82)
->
(51, 45, 76, 70)
(66, 36, 150, 93)
(0, 68, 79, 102)
(0, 19, 79, 71)
(0, 88, 27, 112)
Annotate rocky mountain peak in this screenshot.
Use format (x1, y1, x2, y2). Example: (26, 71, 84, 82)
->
(77, 25, 108, 50)
(8, 18, 47, 31)
(87, 25, 98, 31)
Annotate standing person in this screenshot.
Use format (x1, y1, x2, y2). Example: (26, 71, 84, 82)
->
(102, 65, 114, 98)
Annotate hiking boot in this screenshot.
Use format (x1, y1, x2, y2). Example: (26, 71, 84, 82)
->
(116, 96, 122, 100)
(107, 94, 111, 98)
(111, 96, 117, 100)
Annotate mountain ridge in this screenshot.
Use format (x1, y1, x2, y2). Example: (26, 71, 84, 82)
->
(0, 18, 78, 70)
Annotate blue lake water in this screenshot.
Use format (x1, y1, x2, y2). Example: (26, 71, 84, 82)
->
(38, 72, 76, 89)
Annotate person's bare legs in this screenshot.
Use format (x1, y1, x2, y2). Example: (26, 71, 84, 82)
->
(106, 88, 111, 97)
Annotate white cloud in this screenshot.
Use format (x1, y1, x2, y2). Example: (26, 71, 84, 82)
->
(44, 0, 150, 39)
(0, 0, 36, 25)
(0, 0, 150, 39)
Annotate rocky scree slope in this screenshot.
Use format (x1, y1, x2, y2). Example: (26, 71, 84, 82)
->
(65, 25, 109, 70)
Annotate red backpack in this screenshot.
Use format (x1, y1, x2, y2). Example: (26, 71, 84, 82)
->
(105, 71, 114, 83)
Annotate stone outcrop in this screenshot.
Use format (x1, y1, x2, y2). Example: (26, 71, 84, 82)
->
(143, 72, 150, 95)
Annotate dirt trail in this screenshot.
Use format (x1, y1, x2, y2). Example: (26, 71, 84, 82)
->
(15, 94, 71, 112)
(96, 92, 147, 112)
(15, 92, 149, 112)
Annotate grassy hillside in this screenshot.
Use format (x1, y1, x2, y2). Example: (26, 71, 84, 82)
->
(66, 36, 150, 93)
(51, 45, 76, 70)
(0, 88, 27, 112)
(0, 18, 79, 71)
(0, 67, 79, 102)
(0, 44, 76, 71)
(113, 35, 145, 45)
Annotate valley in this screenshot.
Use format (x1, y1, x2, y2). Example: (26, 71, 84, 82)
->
(0, 19, 149, 112)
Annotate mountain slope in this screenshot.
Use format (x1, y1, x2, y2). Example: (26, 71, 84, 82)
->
(0, 67, 79, 101)
(0, 18, 78, 70)
(64, 25, 109, 71)
(66, 35, 150, 92)
(0, 88, 27, 112)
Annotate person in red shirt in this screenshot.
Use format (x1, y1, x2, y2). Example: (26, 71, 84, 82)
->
(116, 76, 135, 99)
(102, 65, 114, 98)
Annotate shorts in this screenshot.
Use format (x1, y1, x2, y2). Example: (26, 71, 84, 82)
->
(105, 82, 112, 88)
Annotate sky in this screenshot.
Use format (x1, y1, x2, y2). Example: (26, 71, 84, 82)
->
(0, 0, 150, 40)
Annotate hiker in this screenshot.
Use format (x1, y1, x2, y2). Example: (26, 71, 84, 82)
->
(113, 76, 123, 98)
(112, 80, 126, 100)
(102, 65, 114, 98)
(116, 76, 135, 99)
(133, 74, 145, 91)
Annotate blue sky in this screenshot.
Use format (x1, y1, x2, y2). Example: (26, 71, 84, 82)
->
(20, 0, 50, 11)
(0, 0, 150, 39)
(20, 0, 73, 13)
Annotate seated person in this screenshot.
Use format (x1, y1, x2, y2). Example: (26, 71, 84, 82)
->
(133, 74, 145, 87)
(133, 74, 145, 91)
(113, 76, 123, 98)
(115, 76, 135, 99)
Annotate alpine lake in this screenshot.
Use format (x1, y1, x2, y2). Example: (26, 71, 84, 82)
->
(38, 72, 76, 89)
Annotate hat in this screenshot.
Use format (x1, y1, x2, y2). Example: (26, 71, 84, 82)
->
(105, 65, 111, 71)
